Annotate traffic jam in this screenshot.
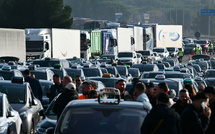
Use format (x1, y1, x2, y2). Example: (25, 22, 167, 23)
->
(0, 17, 215, 134)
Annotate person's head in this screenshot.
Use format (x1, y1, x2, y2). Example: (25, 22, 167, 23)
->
(145, 82, 155, 96)
(65, 82, 76, 93)
(179, 89, 190, 105)
(204, 86, 215, 104)
(23, 69, 31, 77)
(198, 83, 205, 92)
(156, 92, 170, 105)
(62, 76, 73, 88)
(53, 74, 61, 85)
(193, 92, 209, 111)
(132, 78, 140, 86)
(90, 81, 98, 90)
(88, 90, 98, 99)
(133, 82, 146, 101)
(82, 82, 92, 95)
(155, 82, 169, 97)
(115, 79, 126, 94)
(75, 75, 82, 86)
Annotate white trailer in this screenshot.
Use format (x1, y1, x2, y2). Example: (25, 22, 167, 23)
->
(25, 28, 80, 60)
(155, 25, 182, 48)
(117, 27, 134, 52)
(0, 28, 26, 61)
(133, 26, 143, 51)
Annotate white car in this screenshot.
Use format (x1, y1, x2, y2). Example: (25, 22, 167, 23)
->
(136, 53, 143, 63)
(118, 51, 137, 66)
(153, 52, 161, 61)
(153, 47, 169, 58)
(0, 93, 22, 134)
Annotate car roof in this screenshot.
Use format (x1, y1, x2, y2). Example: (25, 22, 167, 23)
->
(65, 99, 146, 109)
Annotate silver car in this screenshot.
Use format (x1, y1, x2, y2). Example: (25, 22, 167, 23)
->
(0, 93, 22, 134)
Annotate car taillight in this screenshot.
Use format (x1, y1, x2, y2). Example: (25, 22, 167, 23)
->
(84, 41, 86, 44)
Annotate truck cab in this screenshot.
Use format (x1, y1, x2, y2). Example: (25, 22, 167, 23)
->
(80, 31, 91, 60)
(25, 29, 51, 60)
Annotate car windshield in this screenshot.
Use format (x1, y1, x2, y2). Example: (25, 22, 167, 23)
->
(167, 48, 175, 51)
(185, 44, 196, 48)
(195, 40, 207, 44)
(88, 78, 119, 87)
(31, 71, 47, 80)
(33, 61, 59, 67)
(166, 60, 175, 66)
(118, 53, 132, 58)
(192, 65, 201, 72)
(205, 71, 215, 78)
(0, 84, 25, 104)
(83, 68, 101, 77)
(66, 69, 82, 79)
(106, 68, 116, 75)
(0, 96, 2, 117)
(0, 71, 13, 80)
(192, 62, 208, 70)
(57, 107, 147, 134)
(153, 49, 164, 52)
(40, 81, 53, 97)
(157, 64, 165, 69)
(165, 73, 192, 79)
(132, 64, 155, 72)
(128, 69, 139, 77)
(116, 66, 126, 75)
(137, 51, 150, 56)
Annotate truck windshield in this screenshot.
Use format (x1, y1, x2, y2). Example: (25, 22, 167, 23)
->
(118, 53, 132, 57)
(26, 41, 43, 52)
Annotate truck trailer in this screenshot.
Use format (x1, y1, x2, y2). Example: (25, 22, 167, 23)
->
(0, 28, 26, 61)
(25, 28, 80, 60)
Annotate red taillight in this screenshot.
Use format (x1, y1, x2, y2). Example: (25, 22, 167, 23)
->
(84, 41, 86, 44)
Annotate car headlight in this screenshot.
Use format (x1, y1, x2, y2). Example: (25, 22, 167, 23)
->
(0, 126, 5, 131)
(20, 112, 27, 120)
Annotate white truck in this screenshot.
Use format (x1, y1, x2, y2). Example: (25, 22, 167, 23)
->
(0, 28, 26, 61)
(155, 25, 182, 48)
(117, 27, 135, 52)
(133, 26, 144, 51)
(25, 28, 80, 60)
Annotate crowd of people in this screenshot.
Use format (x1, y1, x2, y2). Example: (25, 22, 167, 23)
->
(24, 68, 215, 134)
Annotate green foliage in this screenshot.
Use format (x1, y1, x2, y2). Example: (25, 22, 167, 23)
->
(0, 0, 73, 28)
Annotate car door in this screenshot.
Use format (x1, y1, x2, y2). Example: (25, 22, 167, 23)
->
(28, 85, 41, 128)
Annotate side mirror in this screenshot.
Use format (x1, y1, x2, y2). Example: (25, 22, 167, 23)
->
(45, 42, 49, 50)
(33, 99, 38, 105)
(8, 111, 15, 117)
(46, 127, 55, 134)
(39, 109, 45, 119)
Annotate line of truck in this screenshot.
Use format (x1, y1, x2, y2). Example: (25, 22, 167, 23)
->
(0, 24, 182, 62)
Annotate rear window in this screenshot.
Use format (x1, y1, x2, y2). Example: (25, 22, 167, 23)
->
(195, 40, 207, 44)
(33, 61, 59, 67)
(57, 107, 147, 134)
(0, 71, 13, 80)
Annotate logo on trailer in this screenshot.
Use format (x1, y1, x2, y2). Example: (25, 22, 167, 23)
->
(159, 30, 180, 42)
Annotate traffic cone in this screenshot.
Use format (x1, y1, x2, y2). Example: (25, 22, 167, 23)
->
(189, 54, 191, 61)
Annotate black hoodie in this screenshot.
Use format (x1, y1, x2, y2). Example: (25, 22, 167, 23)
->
(141, 104, 180, 134)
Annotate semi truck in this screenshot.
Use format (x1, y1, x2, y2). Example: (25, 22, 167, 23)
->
(25, 28, 80, 60)
(142, 24, 183, 49)
(133, 26, 144, 51)
(0, 28, 26, 61)
(117, 27, 135, 52)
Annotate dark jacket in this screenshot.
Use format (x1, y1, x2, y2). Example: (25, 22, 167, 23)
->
(206, 102, 215, 134)
(141, 104, 180, 134)
(25, 76, 43, 102)
(171, 100, 188, 115)
(53, 91, 78, 119)
(180, 104, 210, 134)
(46, 83, 63, 103)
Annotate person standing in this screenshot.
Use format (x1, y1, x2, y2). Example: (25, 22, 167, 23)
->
(171, 89, 192, 115)
(141, 92, 180, 134)
(47, 74, 63, 103)
(23, 69, 43, 102)
(209, 41, 214, 55)
(204, 86, 215, 134)
(180, 92, 211, 134)
(79, 82, 92, 99)
(75, 75, 83, 93)
(178, 48, 184, 63)
(53, 82, 78, 119)
(115, 79, 131, 100)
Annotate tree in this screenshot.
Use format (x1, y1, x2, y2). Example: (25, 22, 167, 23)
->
(0, 0, 73, 28)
